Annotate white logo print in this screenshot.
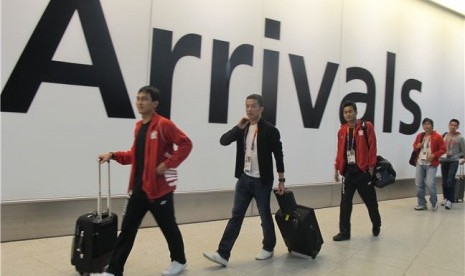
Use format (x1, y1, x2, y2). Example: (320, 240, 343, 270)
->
(150, 130, 157, 139)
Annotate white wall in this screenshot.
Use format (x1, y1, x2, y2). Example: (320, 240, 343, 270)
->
(1, 0, 464, 201)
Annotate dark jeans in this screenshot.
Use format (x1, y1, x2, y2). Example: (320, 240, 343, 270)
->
(441, 161, 459, 202)
(217, 173, 276, 260)
(107, 190, 185, 276)
(339, 168, 381, 235)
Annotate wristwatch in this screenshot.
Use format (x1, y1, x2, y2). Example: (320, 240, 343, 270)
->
(278, 178, 286, 183)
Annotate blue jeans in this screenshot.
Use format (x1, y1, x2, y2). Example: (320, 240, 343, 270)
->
(217, 173, 276, 260)
(415, 164, 438, 207)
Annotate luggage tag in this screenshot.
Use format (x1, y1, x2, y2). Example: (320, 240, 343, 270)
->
(347, 150, 356, 164)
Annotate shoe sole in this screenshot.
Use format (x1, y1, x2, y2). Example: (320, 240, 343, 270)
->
(256, 254, 273, 260)
(203, 253, 227, 266)
(162, 264, 187, 276)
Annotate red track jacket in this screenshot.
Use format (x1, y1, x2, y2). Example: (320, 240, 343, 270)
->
(411, 131, 446, 167)
(113, 113, 192, 200)
(335, 119, 377, 174)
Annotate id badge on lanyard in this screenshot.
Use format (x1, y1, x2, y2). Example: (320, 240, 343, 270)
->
(347, 149, 356, 164)
(346, 126, 356, 164)
(244, 126, 258, 172)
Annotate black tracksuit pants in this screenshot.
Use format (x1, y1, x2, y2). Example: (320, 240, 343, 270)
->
(107, 190, 186, 276)
(339, 168, 381, 236)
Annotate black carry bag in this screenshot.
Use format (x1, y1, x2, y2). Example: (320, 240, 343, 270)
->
(454, 164, 465, 203)
(274, 190, 323, 259)
(372, 155, 397, 188)
(71, 161, 118, 275)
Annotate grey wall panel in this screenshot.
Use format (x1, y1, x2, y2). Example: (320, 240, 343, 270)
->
(1, 179, 440, 242)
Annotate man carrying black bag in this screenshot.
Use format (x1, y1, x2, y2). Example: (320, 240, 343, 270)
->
(333, 101, 381, 241)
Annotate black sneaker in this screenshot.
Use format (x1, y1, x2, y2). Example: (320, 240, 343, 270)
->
(372, 225, 381, 237)
(333, 233, 350, 241)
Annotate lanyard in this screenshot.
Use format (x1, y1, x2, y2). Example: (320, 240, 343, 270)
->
(244, 124, 258, 152)
(445, 133, 454, 151)
(346, 125, 356, 151)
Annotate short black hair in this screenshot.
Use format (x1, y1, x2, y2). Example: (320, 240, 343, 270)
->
(450, 119, 460, 126)
(138, 86, 160, 102)
(246, 94, 264, 107)
(422, 117, 434, 128)
(341, 101, 357, 112)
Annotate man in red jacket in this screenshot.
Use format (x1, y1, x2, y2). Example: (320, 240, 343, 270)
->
(333, 101, 381, 241)
(412, 118, 446, 211)
(98, 86, 192, 276)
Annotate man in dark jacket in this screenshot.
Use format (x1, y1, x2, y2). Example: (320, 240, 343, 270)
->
(204, 94, 286, 266)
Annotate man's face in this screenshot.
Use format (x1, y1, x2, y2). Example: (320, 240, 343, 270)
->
(136, 92, 157, 115)
(422, 122, 433, 132)
(342, 106, 357, 123)
(449, 121, 459, 133)
(245, 99, 263, 121)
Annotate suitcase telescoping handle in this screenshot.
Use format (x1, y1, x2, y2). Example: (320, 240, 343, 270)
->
(97, 161, 112, 222)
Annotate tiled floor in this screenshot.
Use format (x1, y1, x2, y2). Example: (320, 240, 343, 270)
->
(1, 196, 464, 276)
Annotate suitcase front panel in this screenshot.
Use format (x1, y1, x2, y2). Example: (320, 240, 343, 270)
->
(71, 212, 118, 274)
(275, 206, 323, 259)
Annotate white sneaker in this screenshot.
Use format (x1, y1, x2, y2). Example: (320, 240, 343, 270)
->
(203, 252, 228, 266)
(432, 201, 439, 211)
(162, 261, 187, 276)
(445, 200, 452, 210)
(255, 249, 273, 260)
(94, 273, 114, 276)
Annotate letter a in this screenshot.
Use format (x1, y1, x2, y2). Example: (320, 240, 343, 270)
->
(1, 0, 134, 118)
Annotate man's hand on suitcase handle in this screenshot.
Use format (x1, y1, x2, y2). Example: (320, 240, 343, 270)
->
(98, 152, 113, 164)
(275, 180, 286, 195)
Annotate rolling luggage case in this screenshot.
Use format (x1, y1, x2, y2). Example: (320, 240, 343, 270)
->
(454, 164, 464, 203)
(274, 190, 323, 259)
(71, 161, 118, 275)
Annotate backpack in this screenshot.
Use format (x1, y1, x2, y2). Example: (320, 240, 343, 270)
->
(361, 121, 397, 188)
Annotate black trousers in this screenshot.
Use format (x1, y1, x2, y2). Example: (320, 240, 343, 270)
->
(339, 168, 381, 235)
(107, 190, 186, 276)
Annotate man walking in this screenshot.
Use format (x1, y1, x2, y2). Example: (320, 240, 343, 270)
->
(333, 101, 381, 241)
(203, 94, 286, 266)
(440, 119, 465, 209)
(98, 86, 192, 276)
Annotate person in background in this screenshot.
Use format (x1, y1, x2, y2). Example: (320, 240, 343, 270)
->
(203, 94, 286, 266)
(98, 86, 192, 276)
(412, 118, 446, 211)
(440, 119, 465, 209)
(333, 101, 381, 241)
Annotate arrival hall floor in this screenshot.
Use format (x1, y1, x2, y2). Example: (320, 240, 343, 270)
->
(1, 196, 464, 276)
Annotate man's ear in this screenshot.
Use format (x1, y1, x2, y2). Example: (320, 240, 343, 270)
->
(152, 101, 159, 110)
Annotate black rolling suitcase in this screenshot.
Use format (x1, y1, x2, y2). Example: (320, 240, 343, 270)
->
(274, 190, 323, 259)
(454, 164, 464, 203)
(71, 161, 118, 275)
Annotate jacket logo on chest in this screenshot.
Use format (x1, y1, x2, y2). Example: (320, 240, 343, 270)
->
(150, 130, 157, 140)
